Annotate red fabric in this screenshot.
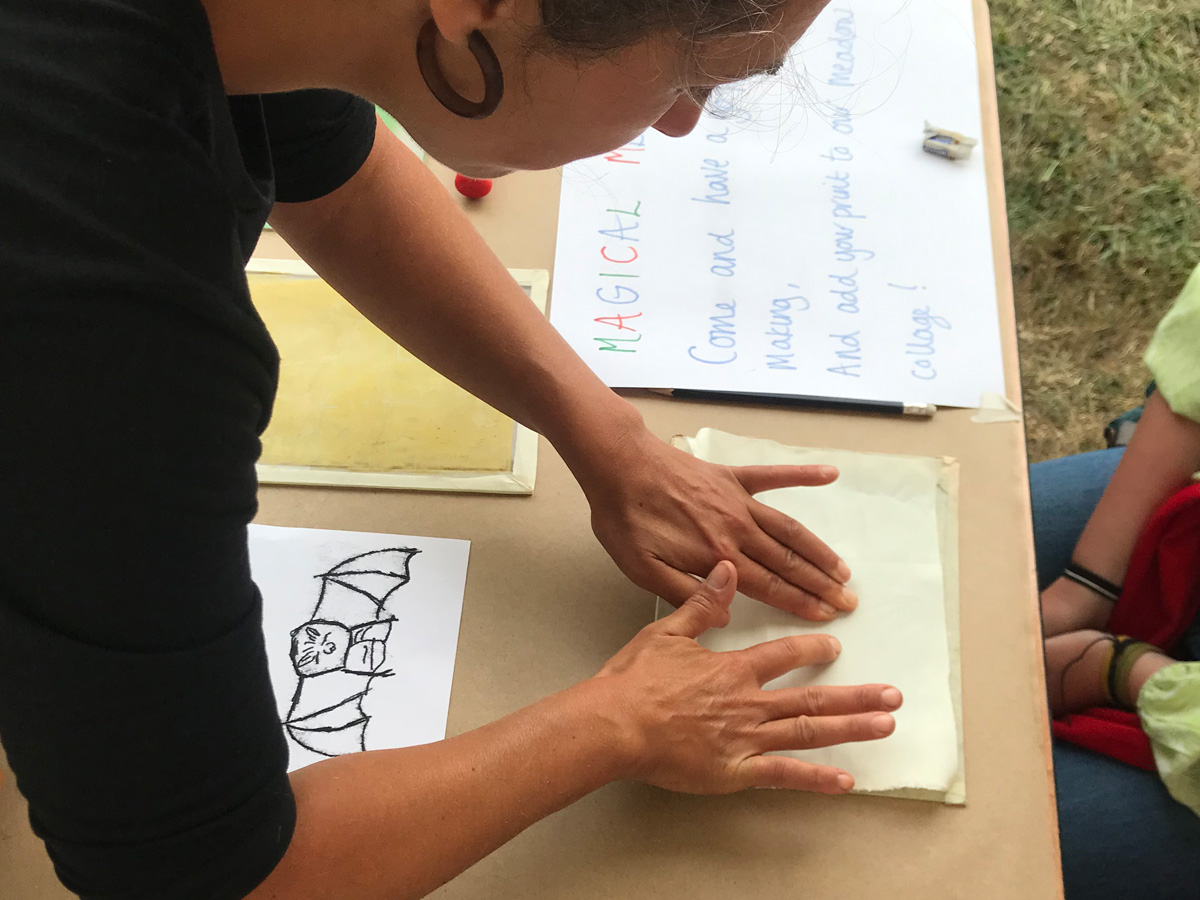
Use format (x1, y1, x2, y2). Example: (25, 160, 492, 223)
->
(1052, 482, 1200, 769)
(1052, 710, 1157, 771)
(1108, 482, 1200, 648)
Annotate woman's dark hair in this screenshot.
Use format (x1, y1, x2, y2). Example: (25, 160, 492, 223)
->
(539, 0, 788, 53)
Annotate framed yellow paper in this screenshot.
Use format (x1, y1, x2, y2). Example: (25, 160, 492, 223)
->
(247, 258, 547, 494)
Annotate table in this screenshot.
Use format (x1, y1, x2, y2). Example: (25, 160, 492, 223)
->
(0, 2, 1063, 897)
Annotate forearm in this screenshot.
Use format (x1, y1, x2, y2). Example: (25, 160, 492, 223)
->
(250, 681, 629, 900)
(268, 120, 642, 474)
(268, 120, 854, 612)
(246, 565, 901, 899)
(1070, 391, 1200, 583)
(1042, 391, 1200, 633)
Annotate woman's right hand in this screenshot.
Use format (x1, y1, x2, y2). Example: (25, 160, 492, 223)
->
(590, 561, 902, 795)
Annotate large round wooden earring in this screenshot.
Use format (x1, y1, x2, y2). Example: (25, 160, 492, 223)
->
(415, 19, 504, 120)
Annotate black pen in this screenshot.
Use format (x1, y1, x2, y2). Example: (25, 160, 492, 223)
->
(648, 388, 936, 418)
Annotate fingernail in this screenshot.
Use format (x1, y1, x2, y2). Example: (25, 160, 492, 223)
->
(819, 601, 839, 618)
(705, 562, 731, 590)
(840, 588, 859, 611)
(836, 773, 854, 792)
(835, 561, 851, 583)
(827, 636, 842, 656)
(881, 688, 902, 709)
(873, 714, 895, 735)
(820, 466, 838, 479)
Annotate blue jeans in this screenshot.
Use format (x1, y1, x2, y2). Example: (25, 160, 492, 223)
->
(1030, 449, 1200, 899)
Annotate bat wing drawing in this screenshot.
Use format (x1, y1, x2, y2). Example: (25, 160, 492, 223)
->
(284, 548, 420, 757)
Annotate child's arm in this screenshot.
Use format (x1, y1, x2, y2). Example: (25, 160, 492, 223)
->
(1042, 391, 1200, 636)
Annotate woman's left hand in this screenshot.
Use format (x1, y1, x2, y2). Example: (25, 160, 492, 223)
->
(571, 424, 856, 621)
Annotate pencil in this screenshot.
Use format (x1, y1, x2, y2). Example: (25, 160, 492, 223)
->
(648, 388, 936, 418)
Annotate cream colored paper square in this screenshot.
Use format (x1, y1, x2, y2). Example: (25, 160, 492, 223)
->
(668, 429, 962, 798)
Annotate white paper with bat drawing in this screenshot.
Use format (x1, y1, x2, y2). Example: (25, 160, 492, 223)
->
(249, 524, 470, 772)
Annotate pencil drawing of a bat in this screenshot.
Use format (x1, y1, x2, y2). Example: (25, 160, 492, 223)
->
(284, 548, 419, 757)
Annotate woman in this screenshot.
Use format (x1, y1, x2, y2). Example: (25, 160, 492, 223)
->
(1030, 260, 1200, 899)
(0, 0, 901, 897)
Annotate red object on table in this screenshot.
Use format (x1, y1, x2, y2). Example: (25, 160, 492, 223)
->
(454, 173, 493, 199)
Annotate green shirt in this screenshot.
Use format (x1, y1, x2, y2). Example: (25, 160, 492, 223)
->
(1146, 261, 1200, 425)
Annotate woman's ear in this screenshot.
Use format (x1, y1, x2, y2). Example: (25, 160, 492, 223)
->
(427, 0, 517, 46)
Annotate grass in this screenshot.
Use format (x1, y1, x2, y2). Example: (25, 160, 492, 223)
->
(990, 0, 1200, 460)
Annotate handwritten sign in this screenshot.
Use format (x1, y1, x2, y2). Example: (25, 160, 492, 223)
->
(550, 0, 1005, 408)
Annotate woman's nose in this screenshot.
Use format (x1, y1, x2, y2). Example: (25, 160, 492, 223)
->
(653, 97, 703, 138)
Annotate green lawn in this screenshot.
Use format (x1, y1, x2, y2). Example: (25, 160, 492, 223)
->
(990, 0, 1200, 460)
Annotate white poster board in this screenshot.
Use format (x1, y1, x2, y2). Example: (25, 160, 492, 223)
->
(551, 0, 1004, 408)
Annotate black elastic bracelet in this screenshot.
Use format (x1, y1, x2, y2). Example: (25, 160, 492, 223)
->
(1062, 561, 1123, 603)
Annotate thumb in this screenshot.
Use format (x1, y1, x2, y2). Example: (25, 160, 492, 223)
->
(658, 561, 737, 639)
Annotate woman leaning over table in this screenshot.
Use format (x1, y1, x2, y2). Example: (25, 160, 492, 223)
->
(0, 0, 903, 898)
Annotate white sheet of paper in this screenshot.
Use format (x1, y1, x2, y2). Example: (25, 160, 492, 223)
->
(676, 430, 959, 793)
(250, 524, 470, 772)
(550, 0, 1003, 408)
